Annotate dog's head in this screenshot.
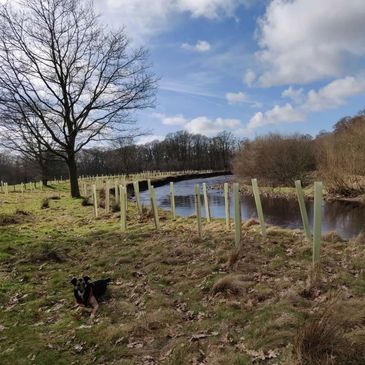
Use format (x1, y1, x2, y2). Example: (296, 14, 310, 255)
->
(70, 276, 91, 303)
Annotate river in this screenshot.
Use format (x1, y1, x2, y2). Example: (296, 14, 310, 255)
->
(139, 175, 365, 240)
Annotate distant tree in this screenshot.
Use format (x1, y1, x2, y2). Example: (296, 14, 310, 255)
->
(316, 115, 365, 196)
(0, 117, 59, 185)
(0, 0, 156, 197)
(233, 133, 316, 185)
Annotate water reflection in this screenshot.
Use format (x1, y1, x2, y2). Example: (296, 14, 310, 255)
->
(139, 175, 365, 239)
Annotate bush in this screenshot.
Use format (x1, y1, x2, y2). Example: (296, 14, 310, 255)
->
(316, 115, 365, 196)
(233, 133, 315, 186)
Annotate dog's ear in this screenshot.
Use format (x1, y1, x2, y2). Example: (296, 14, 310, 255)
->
(70, 277, 77, 286)
(83, 276, 91, 282)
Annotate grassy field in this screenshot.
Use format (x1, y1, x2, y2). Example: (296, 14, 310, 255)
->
(0, 187, 364, 365)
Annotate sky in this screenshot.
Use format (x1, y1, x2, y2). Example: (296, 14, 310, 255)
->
(77, 1, 365, 143)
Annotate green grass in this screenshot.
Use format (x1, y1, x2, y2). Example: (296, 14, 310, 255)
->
(0, 188, 364, 364)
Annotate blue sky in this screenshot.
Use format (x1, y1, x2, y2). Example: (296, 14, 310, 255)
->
(96, 0, 365, 143)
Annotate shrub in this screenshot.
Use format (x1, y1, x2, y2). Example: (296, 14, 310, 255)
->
(233, 133, 315, 186)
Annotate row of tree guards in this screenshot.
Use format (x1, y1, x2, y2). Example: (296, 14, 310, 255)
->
(0, 170, 214, 194)
(90, 178, 324, 266)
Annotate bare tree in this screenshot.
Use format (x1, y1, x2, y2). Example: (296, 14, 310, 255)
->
(0, 0, 156, 197)
(0, 113, 59, 185)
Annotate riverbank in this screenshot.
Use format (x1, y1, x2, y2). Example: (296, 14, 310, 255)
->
(0, 189, 364, 364)
(210, 177, 365, 204)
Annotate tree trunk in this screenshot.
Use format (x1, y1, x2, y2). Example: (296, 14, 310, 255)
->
(67, 154, 80, 198)
(40, 164, 48, 187)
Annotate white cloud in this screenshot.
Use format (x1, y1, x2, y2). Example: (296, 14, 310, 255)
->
(225, 91, 249, 104)
(304, 76, 365, 111)
(181, 40, 211, 52)
(246, 74, 365, 129)
(153, 113, 241, 137)
(137, 135, 165, 144)
(282, 86, 304, 103)
(97, 0, 249, 43)
(184, 116, 240, 136)
(154, 113, 187, 125)
(257, 0, 365, 86)
(243, 69, 256, 87)
(248, 103, 305, 129)
(176, 0, 252, 18)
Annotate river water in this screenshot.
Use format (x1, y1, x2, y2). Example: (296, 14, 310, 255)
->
(139, 175, 365, 240)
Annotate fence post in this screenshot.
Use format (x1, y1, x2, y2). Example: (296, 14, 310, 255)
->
(295, 180, 311, 241)
(150, 186, 160, 230)
(313, 182, 323, 265)
(170, 182, 176, 220)
(119, 185, 127, 232)
(233, 183, 241, 246)
(105, 181, 110, 213)
(194, 184, 202, 239)
(133, 181, 142, 213)
(202, 183, 211, 222)
(251, 179, 266, 237)
(114, 181, 119, 204)
(124, 183, 128, 210)
(224, 183, 230, 230)
(92, 184, 98, 218)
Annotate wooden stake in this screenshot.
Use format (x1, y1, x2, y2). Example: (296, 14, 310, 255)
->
(170, 182, 176, 220)
(251, 179, 266, 237)
(92, 184, 98, 218)
(105, 181, 110, 213)
(194, 184, 202, 239)
(295, 180, 311, 241)
(114, 181, 119, 204)
(313, 182, 323, 265)
(150, 186, 160, 230)
(119, 185, 127, 232)
(224, 183, 230, 230)
(202, 183, 211, 222)
(233, 183, 241, 246)
(133, 181, 142, 213)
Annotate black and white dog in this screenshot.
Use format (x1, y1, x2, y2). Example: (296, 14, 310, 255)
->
(70, 276, 111, 318)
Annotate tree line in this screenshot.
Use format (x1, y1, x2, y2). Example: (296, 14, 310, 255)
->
(233, 112, 365, 197)
(0, 130, 238, 184)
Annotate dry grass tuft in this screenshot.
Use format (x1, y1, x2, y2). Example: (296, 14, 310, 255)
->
(81, 197, 93, 206)
(0, 210, 31, 225)
(111, 201, 120, 212)
(28, 246, 67, 264)
(137, 206, 153, 222)
(227, 247, 241, 268)
(212, 275, 247, 296)
(349, 231, 365, 244)
(299, 264, 323, 299)
(245, 218, 259, 228)
(294, 302, 365, 365)
(99, 188, 105, 199)
(322, 231, 344, 243)
(98, 198, 105, 208)
(41, 198, 50, 209)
